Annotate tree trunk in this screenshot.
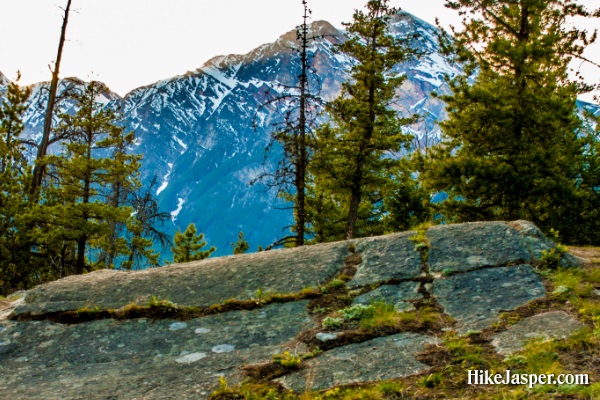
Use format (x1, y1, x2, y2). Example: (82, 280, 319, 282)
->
(346, 188, 361, 239)
(75, 237, 86, 275)
(345, 22, 378, 240)
(295, 2, 310, 247)
(30, 0, 72, 198)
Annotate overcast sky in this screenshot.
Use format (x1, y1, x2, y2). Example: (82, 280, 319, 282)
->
(1, 0, 598, 101)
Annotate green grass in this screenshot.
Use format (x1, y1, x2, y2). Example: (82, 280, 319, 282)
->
(272, 351, 302, 369)
(319, 301, 450, 333)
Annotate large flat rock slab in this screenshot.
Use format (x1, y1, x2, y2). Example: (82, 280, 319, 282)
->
(432, 265, 546, 332)
(276, 332, 436, 392)
(427, 221, 579, 273)
(491, 311, 585, 355)
(427, 222, 529, 273)
(14, 242, 350, 316)
(2, 220, 580, 399)
(347, 232, 422, 288)
(0, 301, 314, 400)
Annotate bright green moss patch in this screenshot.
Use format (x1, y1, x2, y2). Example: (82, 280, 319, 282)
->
(319, 301, 452, 334)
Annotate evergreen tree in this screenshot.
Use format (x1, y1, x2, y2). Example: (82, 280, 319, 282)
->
(0, 77, 33, 294)
(231, 231, 250, 254)
(422, 0, 597, 241)
(310, 0, 418, 240)
(252, 0, 324, 247)
(95, 110, 142, 269)
(381, 167, 431, 233)
(41, 81, 139, 274)
(574, 109, 600, 244)
(171, 223, 215, 263)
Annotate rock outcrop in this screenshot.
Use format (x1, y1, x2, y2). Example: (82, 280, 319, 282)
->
(0, 221, 584, 399)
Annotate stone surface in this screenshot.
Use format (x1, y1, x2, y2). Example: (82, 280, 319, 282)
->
(14, 241, 350, 316)
(432, 265, 546, 332)
(427, 222, 530, 273)
(352, 282, 421, 312)
(491, 311, 585, 355)
(0, 220, 584, 398)
(316, 332, 340, 342)
(347, 232, 422, 288)
(427, 221, 579, 274)
(509, 220, 580, 268)
(276, 333, 437, 392)
(0, 301, 314, 400)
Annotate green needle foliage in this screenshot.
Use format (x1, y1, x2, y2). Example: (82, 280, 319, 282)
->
(576, 110, 600, 244)
(232, 231, 249, 255)
(39, 81, 141, 274)
(422, 0, 599, 243)
(309, 0, 419, 241)
(171, 223, 216, 263)
(1, 79, 169, 294)
(0, 75, 33, 294)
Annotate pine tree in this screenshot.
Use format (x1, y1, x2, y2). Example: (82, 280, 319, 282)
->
(0, 76, 33, 294)
(95, 110, 142, 269)
(381, 166, 431, 233)
(422, 0, 597, 241)
(231, 231, 250, 255)
(171, 223, 215, 263)
(574, 109, 600, 244)
(41, 81, 139, 275)
(310, 0, 418, 240)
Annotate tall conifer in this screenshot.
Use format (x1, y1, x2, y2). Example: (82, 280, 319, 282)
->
(43, 81, 139, 274)
(0, 77, 33, 294)
(310, 0, 418, 239)
(252, 0, 324, 247)
(422, 0, 598, 240)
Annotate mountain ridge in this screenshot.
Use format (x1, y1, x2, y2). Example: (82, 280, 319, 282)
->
(1, 11, 595, 259)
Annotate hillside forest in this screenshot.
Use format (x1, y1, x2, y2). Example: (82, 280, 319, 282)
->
(1, 0, 599, 296)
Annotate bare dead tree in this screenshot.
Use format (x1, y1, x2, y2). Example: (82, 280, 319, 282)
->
(30, 0, 73, 197)
(251, 0, 330, 247)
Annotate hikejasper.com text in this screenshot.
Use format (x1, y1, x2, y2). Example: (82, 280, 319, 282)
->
(468, 370, 589, 389)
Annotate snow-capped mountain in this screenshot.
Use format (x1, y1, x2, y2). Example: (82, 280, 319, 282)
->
(19, 78, 121, 152)
(2, 12, 463, 256)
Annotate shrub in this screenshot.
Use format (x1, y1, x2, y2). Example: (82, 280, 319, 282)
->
(540, 244, 567, 270)
(272, 351, 302, 369)
(322, 316, 343, 329)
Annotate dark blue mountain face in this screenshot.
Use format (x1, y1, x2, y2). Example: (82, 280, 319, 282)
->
(8, 12, 594, 259)
(116, 13, 463, 257)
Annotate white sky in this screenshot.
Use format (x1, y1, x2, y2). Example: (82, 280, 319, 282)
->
(1, 0, 598, 101)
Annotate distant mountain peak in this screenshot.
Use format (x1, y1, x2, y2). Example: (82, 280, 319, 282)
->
(4, 14, 461, 257)
(0, 71, 8, 86)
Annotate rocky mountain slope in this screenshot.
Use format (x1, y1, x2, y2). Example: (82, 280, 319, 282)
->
(1, 221, 594, 399)
(3, 11, 598, 257)
(1, 12, 461, 257)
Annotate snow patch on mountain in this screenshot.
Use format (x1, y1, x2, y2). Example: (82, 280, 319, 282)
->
(156, 163, 174, 196)
(171, 198, 185, 222)
(0, 71, 8, 87)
